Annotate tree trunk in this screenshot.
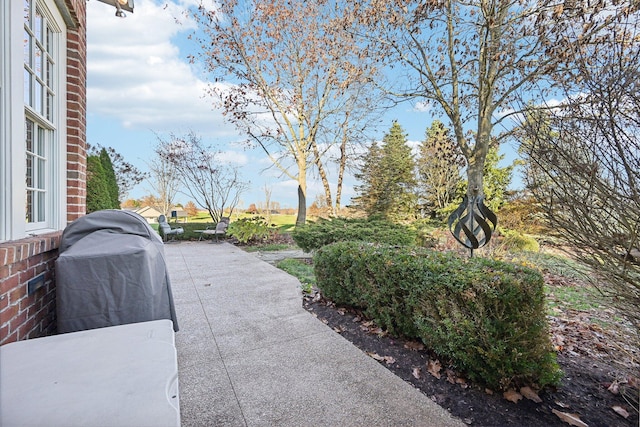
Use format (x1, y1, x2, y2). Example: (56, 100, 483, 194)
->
(335, 124, 348, 214)
(312, 141, 334, 214)
(296, 185, 306, 226)
(296, 161, 307, 226)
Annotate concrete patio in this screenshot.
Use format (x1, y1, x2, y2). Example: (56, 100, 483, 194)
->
(166, 242, 464, 427)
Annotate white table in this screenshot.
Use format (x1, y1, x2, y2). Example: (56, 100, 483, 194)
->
(0, 320, 180, 427)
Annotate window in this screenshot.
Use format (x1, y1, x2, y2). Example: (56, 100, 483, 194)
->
(0, 0, 66, 241)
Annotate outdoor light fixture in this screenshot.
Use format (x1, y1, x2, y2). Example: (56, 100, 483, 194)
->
(96, 0, 134, 17)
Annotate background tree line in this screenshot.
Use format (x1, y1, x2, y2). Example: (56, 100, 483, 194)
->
(353, 121, 513, 222)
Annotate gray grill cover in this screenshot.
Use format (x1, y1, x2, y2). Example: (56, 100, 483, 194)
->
(56, 210, 179, 333)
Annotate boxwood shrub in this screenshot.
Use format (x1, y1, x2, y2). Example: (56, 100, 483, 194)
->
(292, 217, 416, 252)
(313, 241, 562, 390)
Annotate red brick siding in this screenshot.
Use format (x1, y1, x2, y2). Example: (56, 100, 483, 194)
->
(65, 0, 87, 223)
(0, 233, 61, 345)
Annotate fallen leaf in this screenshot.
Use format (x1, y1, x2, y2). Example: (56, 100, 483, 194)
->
(503, 389, 523, 403)
(412, 367, 422, 379)
(520, 386, 543, 403)
(337, 307, 346, 315)
(612, 406, 629, 419)
(446, 369, 457, 384)
(455, 376, 468, 389)
(552, 409, 589, 427)
(404, 341, 425, 351)
(332, 325, 345, 333)
(352, 316, 361, 323)
(426, 359, 442, 379)
(607, 380, 620, 394)
(367, 352, 384, 362)
(367, 352, 395, 365)
(485, 388, 494, 395)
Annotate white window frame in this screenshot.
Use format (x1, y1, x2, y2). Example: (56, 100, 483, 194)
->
(0, 0, 67, 242)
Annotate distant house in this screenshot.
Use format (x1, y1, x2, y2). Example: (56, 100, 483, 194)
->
(134, 206, 163, 224)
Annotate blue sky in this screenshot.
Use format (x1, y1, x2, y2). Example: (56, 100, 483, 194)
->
(86, 0, 521, 209)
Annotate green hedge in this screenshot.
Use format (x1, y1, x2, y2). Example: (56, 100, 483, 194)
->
(292, 217, 416, 252)
(314, 241, 562, 390)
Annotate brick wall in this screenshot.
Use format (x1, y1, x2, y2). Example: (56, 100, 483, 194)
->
(0, 0, 86, 346)
(65, 0, 87, 223)
(0, 234, 61, 345)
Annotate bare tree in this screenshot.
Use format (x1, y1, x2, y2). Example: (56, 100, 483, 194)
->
(346, 0, 622, 247)
(155, 132, 248, 224)
(147, 150, 180, 217)
(518, 14, 640, 333)
(189, 0, 383, 225)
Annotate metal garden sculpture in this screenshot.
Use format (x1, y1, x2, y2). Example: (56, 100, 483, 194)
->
(447, 188, 498, 257)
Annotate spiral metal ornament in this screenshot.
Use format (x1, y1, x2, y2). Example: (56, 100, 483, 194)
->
(447, 195, 498, 255)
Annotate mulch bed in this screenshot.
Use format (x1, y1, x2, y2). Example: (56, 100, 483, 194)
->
(303, 292, 639, 427)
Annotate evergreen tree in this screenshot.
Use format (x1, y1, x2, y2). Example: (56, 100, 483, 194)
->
(417, 120, 464, 218)
(353, 141, 382, 215)
(99, 148, 120, 209)
(354, 122, 416, 220)
(86, 155, 111, 213)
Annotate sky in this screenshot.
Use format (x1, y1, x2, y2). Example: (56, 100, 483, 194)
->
(86, 0, 521, 210)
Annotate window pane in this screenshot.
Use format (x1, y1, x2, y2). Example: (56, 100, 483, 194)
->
(46, 27, 53, 54)
(37, 159, 45, 189)
(47, 93, 53, 121)
(24, 0, 30, 23)
(35, 10, 42, 42)
(34, 81, 42, 113)
(37, 192, 46, 222)
(26, 191, 33, 223)
(25, 120, 33, 152)
(24, 30, 31, 65)
(26, 155, 33, 187)
(35, 45, 42, 77)
(37, 127, 45, 155)
(24, 68, 31, 105)
(46, 59, 52, 86)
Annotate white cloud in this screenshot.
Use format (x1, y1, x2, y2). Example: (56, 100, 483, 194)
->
(217, 150, 248, 166)
(413, 101, 431, 113)
(87, 0, 235, 137)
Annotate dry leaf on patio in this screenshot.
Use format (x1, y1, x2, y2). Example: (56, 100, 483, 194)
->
(611, 406, 629, 419)
(412, 367, 422, 379)
(552, 409, 589, 427)
(426, 359, 442, 379)
(520, 386, 542, 403)
(503, 389, 523, 403)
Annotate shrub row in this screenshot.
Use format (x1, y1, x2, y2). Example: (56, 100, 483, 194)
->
(313, 241, 562, 390)
(292, 217, 416, 252)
